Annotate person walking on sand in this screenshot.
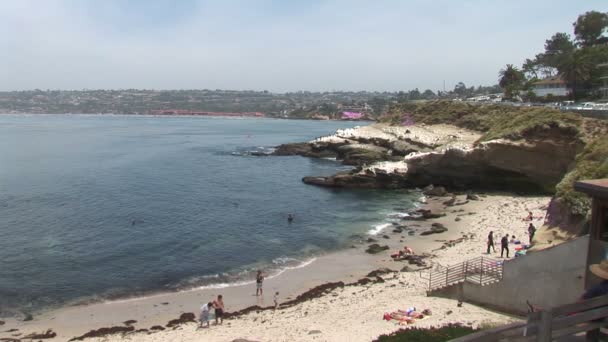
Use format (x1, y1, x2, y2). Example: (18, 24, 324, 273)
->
(256, 270, 265, 296)
(487, 231, 496, 254)
(501, 234, 510, 258)
(199, 302, 212, 328)
(528, 223, 536, 245)
(213, 295, 224, 325)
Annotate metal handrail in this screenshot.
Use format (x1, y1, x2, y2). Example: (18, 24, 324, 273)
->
(427, 257, 504, 291)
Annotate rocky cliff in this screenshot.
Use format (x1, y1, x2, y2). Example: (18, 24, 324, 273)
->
(274, 101, 608, 234)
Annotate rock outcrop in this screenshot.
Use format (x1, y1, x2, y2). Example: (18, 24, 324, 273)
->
(300, 132, 583, 194)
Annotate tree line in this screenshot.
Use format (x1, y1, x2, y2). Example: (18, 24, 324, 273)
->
(499, 11, 608, 101)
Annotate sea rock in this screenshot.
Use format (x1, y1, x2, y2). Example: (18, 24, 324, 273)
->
(336, 144, 389, 165)
(123, 320, 137, 326)
(420, 223, 448, 236)
(443, 196, 457, 206)
(365, 244, 390, 254)
(417, 208, 446, 219)
(272, 142, 313, 156)
(366, 237, 377, 243)
(422, 185, 447, 197)
(466, 193, 480, 200)
(382, 235, 390, 239)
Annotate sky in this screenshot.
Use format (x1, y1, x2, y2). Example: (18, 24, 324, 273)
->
(0, 0, 606, 92)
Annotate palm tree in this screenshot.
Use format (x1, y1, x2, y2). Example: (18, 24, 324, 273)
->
(499, 64, 524, 99)
(559, 51, 594, 100)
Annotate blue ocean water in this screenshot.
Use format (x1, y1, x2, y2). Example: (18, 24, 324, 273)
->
(0, 115, 418, 315)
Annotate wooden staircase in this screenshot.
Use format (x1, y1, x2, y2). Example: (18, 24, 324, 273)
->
(424, 257, 504, 292)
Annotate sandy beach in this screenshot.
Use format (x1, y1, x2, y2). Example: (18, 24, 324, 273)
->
(2, 192, 552, 341)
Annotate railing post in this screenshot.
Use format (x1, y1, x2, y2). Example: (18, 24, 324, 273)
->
(464, 261, 468, 282)
(446, 267, 449, 286)
(480, 260, 484, 285)
(428, 270, 432, 291)
(537, 309, 553, 342)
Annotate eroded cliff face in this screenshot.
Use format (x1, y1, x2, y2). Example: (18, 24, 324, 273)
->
(278, 124, 584, 194)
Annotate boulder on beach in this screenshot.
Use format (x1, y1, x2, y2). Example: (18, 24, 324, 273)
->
(420, 223, 448, 236)
(365, 244, 390, 254)
(422, 185, 447, 197)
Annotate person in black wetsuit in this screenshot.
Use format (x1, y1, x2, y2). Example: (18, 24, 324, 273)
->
(287, 213, 294, 223)
(528, 223, 536, 245)
(487, 231, 496, 254)
(500, 234, 509, 258)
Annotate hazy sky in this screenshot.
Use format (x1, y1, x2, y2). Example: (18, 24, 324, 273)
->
(1, 0, 606, 92)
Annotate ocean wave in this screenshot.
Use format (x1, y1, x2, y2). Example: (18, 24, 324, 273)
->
(367, 222, 392, 235)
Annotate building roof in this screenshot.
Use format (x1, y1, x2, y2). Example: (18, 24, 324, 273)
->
(533, 76, 566, 86)
(574, 179, 608, 199)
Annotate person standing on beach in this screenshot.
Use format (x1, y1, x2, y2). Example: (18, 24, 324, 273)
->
(528, 223, 536, 245)
(487, 231, 496, 254)
(274, 291, 279, 309)
(501, 234, 510, 258)
(256, 270, 265, 296)
(213, 295, 224, 325)
(199, 302, 212, 328)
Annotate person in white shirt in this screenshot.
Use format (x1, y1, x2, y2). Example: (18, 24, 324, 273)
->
(199, 302, 213, 328)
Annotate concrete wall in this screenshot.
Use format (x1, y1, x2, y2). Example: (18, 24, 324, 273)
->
(431, 235, 590, 315)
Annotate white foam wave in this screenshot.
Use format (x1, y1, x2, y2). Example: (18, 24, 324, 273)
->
(368, 223, 391, 235)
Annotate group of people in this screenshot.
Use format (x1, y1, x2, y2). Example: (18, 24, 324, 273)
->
(486, 222, 536, 258)
(199, 295, 225, 328)
(199, 270, 280, 328)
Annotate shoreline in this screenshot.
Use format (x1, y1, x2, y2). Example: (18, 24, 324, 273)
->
(2, 192, 551, 341)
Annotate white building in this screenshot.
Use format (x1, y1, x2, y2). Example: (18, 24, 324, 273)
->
(532, 76, 570, 98)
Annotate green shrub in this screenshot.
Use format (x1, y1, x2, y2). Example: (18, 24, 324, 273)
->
(555, 138, 608, 215)
(373, 324, 477, 342)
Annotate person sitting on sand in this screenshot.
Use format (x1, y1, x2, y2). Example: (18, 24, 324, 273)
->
(404, 246, 414, 255)
(501, 234, 510, 258)
(528, 223, 536, 244)
(199, 302, 213, 328)
(256, 270, 265, 296)
(510, 235, 520, 244)
(487, 231, 496, 254)
(213, 295, 224, 325)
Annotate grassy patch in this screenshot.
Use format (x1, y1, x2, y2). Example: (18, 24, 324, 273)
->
(373, 324, 477, 342)
(380, 101, 582, 142)
(555, 137, 608, 216)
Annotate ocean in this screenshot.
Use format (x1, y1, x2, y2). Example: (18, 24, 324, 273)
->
(0, 115, 419, 315)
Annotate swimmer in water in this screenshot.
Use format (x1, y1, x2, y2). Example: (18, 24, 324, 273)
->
(287, 213, 294, 223)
